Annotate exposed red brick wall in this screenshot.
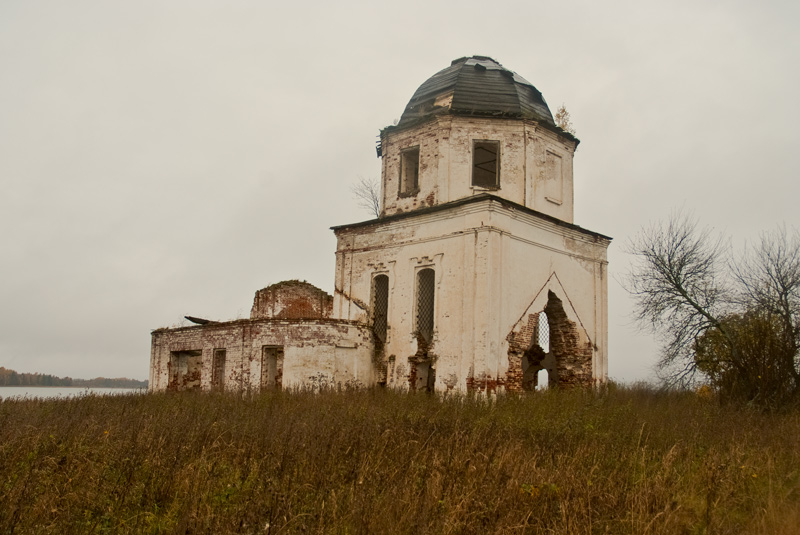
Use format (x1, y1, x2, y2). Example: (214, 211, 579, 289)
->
(250, 280, 333, 320)
(544, 292, 593, 388)
(505, 312, 540, 392)
(503, 290, 593, 391)
(465, 373, 504, 394)
(407, 332, 436, 391)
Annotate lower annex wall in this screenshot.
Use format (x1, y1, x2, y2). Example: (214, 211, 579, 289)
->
(149, 319, 374, 392)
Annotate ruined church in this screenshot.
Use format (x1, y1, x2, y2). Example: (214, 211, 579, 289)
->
(149, 56, 611, 393)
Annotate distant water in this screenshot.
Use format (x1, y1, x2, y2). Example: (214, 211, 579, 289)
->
(0, 386, 145, 400)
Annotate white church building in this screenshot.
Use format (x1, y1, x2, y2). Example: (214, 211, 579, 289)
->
(149, 56, 611, 393)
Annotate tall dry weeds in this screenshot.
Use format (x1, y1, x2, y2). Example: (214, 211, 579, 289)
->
(0, 386, 798, 534)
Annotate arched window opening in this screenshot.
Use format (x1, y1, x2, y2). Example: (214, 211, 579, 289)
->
(416, 268, 435, 344)
(538, 311, 550, 353)
(371, 274, 389, 343)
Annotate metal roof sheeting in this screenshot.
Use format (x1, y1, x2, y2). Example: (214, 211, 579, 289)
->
(398, 56, 555, 127)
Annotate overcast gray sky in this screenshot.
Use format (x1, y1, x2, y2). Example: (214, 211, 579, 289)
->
(1, 0, 798, 381)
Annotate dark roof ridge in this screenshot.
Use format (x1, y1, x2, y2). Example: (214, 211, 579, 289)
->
(332, 194, 611, 241)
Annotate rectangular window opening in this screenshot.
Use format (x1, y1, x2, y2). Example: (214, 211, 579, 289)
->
(211, 349, 226, 390)
(168, 350, 202, 391)
(399, 147, 420, 195)
(472, 140, 500, 189)
(261, 345, 284, 390)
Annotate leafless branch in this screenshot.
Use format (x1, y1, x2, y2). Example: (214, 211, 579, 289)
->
(734, 226, 800, 385)
(351, 176, 381, 218)
(624, 211, 731, 377)
(625, 212, 800, 404)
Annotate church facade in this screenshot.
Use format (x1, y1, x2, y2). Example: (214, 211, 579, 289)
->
(149, 56, 611, 393)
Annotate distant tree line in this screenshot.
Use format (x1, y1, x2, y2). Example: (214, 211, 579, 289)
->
(0, 367, 147, 389)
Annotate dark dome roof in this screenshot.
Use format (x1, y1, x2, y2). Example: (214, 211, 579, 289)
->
(397, 56, 555, 128)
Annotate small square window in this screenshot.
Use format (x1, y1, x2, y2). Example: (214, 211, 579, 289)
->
(472, 140, 500, 189)
(399, 147, 420, 195)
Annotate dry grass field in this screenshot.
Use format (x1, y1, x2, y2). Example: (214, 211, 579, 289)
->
(1, 386, 799, 534)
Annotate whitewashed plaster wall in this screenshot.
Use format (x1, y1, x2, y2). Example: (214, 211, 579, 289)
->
(149, 320, 374, 391)
(333, 196, 608, 392)
(381, 117, 576, 223)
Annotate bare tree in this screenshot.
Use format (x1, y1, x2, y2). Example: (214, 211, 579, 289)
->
(626, 213, 800, 405)
(554, 104, 576, 135)
(734, 227, 800, 395)
(625, 212, 732, 385)
(735, 227, 800, 340)
(351, 176, 381, 218)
